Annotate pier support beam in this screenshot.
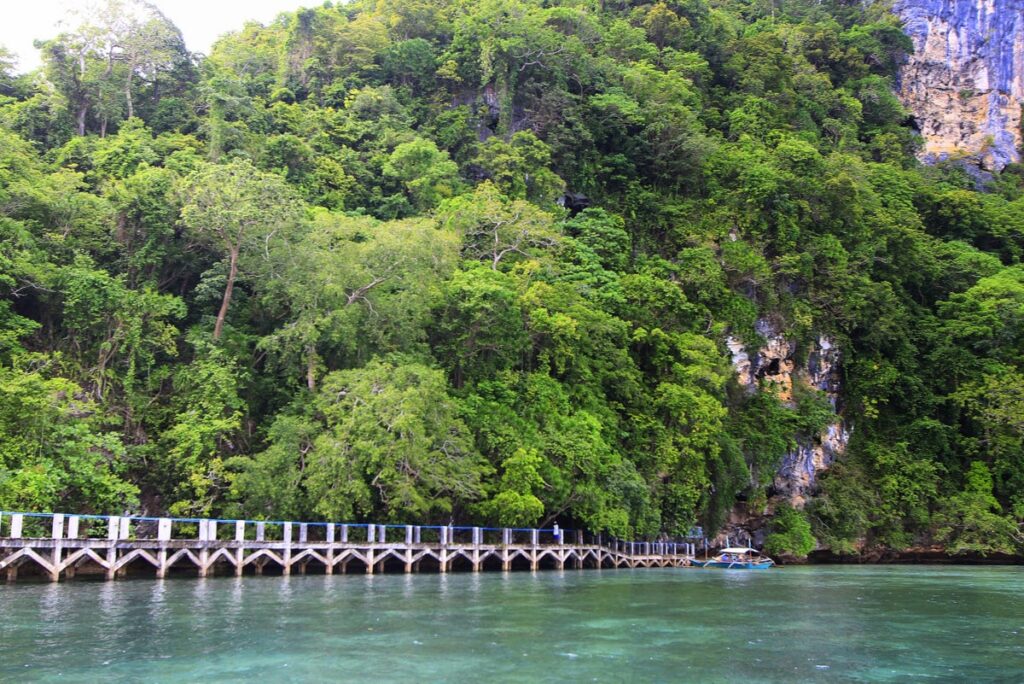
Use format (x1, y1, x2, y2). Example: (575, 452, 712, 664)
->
(282, 522, 292, 576)
(326, 523, 335, 575)
(50, 514, 64, 582)
(235, 521, 245, 576)
(105, 517, 119, 580)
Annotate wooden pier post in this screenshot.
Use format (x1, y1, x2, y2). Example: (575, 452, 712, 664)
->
(530, 529, 539, 570)
(65, 516, 79, 577)
(404, 525, 414, 573)
(282, 522, 293, 576)
(50, 514, 64, 582)
(197, 520, 212, 577)
(502, 529, 512, 570)
(105, 517, 119, 580)
(325, 523, 335, 575)
(235, 521, 245, 576)
(472, 527, 481, 572)
(156, 518, 171, 578)
(439, 526, 448, 573)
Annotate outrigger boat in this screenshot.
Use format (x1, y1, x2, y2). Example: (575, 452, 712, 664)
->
(691, 547, 775, 569)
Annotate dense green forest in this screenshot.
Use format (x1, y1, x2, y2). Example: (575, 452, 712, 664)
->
(1, 0, 1022, 555)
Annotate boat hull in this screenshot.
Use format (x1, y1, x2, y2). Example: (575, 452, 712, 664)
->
(691, 560, 773, 569)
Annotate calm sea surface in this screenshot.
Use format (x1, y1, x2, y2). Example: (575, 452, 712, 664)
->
(1, 566, 1022, 682)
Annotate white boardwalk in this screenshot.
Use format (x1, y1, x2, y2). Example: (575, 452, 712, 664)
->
(0, 512, 697, 582)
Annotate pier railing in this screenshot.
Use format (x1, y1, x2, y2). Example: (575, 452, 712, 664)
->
(0, 511, 698, 582)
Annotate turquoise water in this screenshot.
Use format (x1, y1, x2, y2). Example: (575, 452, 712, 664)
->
(1, 566, 1022, 682)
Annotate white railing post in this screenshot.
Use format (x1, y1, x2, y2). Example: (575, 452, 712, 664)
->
(107, 516, 119, 540)
(67, 516, 80, 539)
(10, 513, 23, 539)
(255, 522, 265, 542)
(235, 520, 245, 542)
(367, 524, 375, 543)
(299, 523, 308, 543)
(158, 518, 172, 541)
(51, 514, 65, 540)
(326, 523, 335, 543)
(405, 525, 413, 544)
(119, 517, 131, 540)
(378, 525, 386, 543)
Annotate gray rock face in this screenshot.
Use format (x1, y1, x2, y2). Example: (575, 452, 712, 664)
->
(729, 323, 848, 507)
(894, 0, 1024, 170)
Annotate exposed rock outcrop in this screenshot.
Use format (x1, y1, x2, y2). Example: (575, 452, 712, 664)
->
(894, 0, 1024, 170)
(729, 321, 848, 507)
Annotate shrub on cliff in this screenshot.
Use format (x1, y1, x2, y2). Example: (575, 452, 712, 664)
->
(764, 504, 816, 558)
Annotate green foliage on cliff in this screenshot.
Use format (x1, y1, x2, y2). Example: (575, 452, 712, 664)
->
(0, 0, 1021, 549)
(764, 504, 816, 558)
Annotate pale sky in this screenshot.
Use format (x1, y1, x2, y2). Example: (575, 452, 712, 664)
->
(0, 0, 316, 72)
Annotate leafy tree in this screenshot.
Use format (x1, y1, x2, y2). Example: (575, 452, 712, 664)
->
(474, 131, 564, 205)
(438, 181, 559, 270)
(478, 447, 546, 526)
(764, 504, 816, 558)
(0, 363, 137, 513)
(382, 137, 460, 213)
(304, 358, 489, 522)
(180, 159, 302, 340)
(933, 462, 1021, 555)
(259, 211, 458, 388)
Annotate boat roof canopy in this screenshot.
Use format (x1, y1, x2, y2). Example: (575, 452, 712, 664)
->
(720, 547, 757, 553)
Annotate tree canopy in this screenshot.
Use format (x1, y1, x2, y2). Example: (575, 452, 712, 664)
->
(1, 0, 1022, 553)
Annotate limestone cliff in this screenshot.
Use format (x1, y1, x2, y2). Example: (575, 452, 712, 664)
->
(728, 321, 848, 507)
(894, 0, 1024, 170)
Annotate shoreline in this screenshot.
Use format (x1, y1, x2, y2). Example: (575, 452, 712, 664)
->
(802, 548, 1024, 565)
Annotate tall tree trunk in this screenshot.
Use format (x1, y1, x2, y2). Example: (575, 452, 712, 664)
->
(125, 69, 134, 119)
(76, 105, 87, 136)
(214, 244, 240, 340)
(306, 344, 317, 391)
